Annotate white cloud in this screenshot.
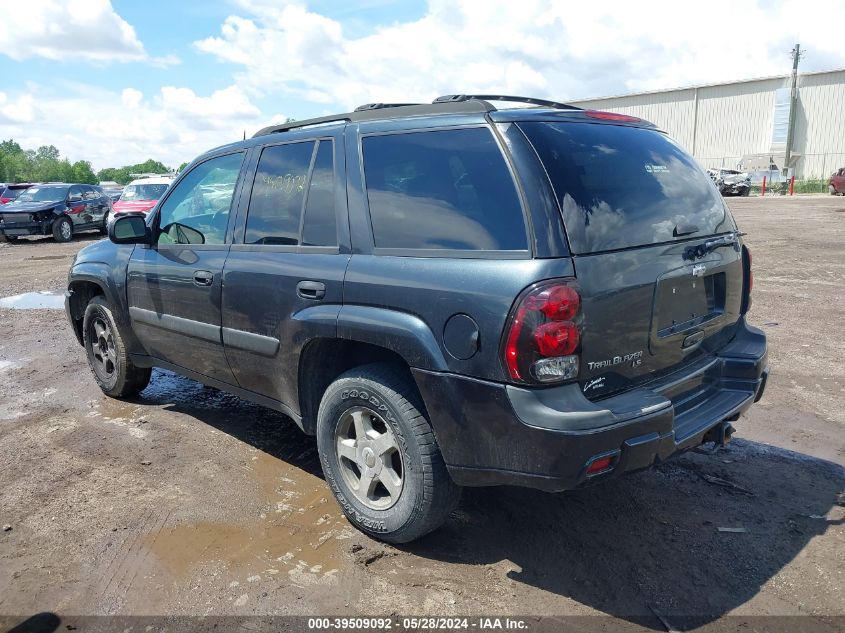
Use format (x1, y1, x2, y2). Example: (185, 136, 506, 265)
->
(0, 93, 37, 124)
(194, 0, 845, 110)
(0, 84, 264, 169)
(1, 0, 178, 66)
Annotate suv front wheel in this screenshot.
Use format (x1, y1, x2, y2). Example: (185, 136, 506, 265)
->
(83, 296, 152, 397)
(316, 363, 460, 543)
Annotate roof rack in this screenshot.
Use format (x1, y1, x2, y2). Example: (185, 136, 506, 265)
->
(433, 94, 581, 110)
(253, 114, 354, 137)
(354, 102, 422, 112)
(253, 100, 490, 137)
(252, 95, 579, 138)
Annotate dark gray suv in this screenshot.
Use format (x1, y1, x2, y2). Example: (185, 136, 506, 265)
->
(65, 95, 768, 543)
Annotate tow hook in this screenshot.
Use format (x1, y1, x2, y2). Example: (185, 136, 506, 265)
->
(694, 421, 736, 454)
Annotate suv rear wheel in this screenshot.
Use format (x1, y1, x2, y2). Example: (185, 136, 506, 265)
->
(316, 363, 460, 543)
(83, 296, 152, 397)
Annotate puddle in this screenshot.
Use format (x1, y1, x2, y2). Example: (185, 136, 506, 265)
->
(115, 369, 350, 587)
(146, 452, 348, 587)
(0, 290, 65, 310)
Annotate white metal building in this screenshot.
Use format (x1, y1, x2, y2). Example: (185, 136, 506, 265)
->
(569, 68, 845, 179)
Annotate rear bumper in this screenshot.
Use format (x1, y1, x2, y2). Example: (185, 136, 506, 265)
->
(414, 318, 768, 492)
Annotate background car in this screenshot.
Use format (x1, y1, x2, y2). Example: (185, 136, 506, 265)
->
(707, 168, 751, 196)
(112, 175, 173, 216)
(1, 183, 34, 205)
(0, 183, 111, 242)
(829, 167, 845, 194)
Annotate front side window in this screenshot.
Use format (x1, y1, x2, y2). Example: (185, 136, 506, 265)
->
(361, 127, 527, 251)
(244, 141, 315, 245)
(156, 152, 243, 246)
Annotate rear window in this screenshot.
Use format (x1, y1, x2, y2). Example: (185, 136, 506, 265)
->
(521, 122, 735, 254)
(362, 127, 527, 252)
(121, 183, 169, 201)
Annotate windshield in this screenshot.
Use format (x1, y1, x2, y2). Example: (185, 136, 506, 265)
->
(17, 186, 69, 203)
(121, 183, 169, 201)
(520, 122, 735, 254)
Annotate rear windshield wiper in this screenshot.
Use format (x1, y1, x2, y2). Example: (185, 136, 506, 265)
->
(684, 233, 741, 260)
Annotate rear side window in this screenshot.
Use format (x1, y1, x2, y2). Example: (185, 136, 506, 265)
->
(521, 122, 736, 254)
(244, 142, 315, 245)
(302, 140, 337, 247)
(361, 128, 527, 251)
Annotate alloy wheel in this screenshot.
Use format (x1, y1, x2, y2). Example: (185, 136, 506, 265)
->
(334, 406, 404, 510)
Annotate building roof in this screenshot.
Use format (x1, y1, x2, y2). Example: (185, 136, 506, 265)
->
(568, 67, 845, 103)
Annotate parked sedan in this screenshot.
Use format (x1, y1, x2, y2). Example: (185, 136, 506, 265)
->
(112, 176, 173, 217)
(0, 183, 111, 243)
(707, 168, 751, 196)
(830, 167, 845, 195)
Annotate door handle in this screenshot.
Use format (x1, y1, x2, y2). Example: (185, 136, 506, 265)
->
(193, 270, 214, 287)
(297, 280, 326, 300)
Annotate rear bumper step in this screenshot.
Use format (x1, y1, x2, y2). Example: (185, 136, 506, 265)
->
(414, 318, 768, 491)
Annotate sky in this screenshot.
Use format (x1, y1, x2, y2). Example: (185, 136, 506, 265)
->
(1, 0, 844, 171)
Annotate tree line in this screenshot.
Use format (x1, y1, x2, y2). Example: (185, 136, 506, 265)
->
(0, 139, 183, 186)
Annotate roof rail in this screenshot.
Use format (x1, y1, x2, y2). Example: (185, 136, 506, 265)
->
(252, 100, 490, 137)
(433, 94, 581, 111)
(354, 102, 421, 112)
(253, 115, 353, 137)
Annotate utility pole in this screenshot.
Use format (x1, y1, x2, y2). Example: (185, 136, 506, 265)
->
(783, 43, 802, 177)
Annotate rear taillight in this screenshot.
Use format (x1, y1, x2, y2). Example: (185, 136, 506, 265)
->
(741, 245, 753, 313)
(503, 280, 582, 384)
(0, 197, 11, 205)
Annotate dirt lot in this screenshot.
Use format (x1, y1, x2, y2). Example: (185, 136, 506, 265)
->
(0, 196, 843, 629)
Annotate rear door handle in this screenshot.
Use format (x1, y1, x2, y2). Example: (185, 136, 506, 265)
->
(297, 280, 326, 300)
(193, 270, 214, 287)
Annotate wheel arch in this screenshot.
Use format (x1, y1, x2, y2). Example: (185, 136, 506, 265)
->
(67, 264, 131, 347)
(297, 337, 425, 436)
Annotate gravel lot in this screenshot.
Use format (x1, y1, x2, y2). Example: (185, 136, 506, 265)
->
(0, 196, 843, 629)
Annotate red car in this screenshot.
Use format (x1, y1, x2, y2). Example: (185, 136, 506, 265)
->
(830, 168, 845, 195)
(112, 177, 173, 215)
(1, 183, 34, 205)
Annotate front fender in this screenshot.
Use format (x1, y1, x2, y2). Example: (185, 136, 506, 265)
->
(336, 305, 448, 371)
(67, 254, 145, 355)
(68, 262, 125, 321)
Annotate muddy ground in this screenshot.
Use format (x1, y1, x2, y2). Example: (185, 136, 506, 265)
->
(0, 196, 843, 630)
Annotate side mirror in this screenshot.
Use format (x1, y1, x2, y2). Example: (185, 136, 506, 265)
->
(109, 214, 151, 244)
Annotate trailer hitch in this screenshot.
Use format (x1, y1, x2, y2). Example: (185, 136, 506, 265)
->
(693, 421, 736, 455)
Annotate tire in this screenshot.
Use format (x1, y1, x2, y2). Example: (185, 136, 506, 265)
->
(52, 216, 73, 242)
(82, 296, 151, 397)
(1, 234, 18, 243)
(741, 188, 751, 197)
(316, 363, 461, 543)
